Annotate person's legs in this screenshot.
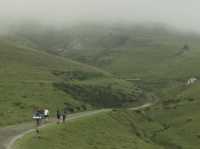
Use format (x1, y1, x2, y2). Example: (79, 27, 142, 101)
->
(36, 119, 40, 134)
(63, 115, 66, 123)
(60, 115, 63, 123)
(44, 115, 48, 122)
(57, 115, 60, 124)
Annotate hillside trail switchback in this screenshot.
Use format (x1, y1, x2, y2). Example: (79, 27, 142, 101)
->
(0, 103, 152, 149)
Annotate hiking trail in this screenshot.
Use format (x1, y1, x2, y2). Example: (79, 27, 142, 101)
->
(0, 103, 152, 149)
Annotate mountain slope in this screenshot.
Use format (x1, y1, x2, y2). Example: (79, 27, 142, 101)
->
(7, 24, 200, 80)
(15, 110, 163, 149)
(0, 40, 144, 126)
(15, 96, 200, 149)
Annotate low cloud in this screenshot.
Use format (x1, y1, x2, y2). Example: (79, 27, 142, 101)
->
(0, 0, 200, 31)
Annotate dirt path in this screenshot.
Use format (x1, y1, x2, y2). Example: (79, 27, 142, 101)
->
(1, 103, 153, 149)
(129, 103, 153, 110)
(0, 123, 34, 149)
(0, 109, 110, 149)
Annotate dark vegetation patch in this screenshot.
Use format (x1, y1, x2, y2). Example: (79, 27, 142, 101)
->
(175, 44, 191, 57)
(52, 70, 105, 80)
(53, 81, 143, 108)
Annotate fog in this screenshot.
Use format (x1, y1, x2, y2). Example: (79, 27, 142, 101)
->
(0, 0, 200, 31)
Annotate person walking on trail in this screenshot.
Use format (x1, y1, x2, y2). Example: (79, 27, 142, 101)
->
(62, 112, 66, 123)
(62, 109, 68, 123)
(33, 110, 42, 134)
(44, 108, 49, 121)
(56, 109, 61, 124)
(62, 105, 69, 123)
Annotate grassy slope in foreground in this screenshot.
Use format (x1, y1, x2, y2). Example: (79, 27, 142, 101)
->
(15, 111, 163, 149)
(15, 82, 200, 149)
(15, 90, 200, 149)
(144, 97, 200, 148)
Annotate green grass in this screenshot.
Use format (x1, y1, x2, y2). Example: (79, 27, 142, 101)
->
(15, 96, 200, 149)
(7, 24, 200, 94)
(66, 38, 200, 81)
(3, 23, 200, 148)
(144, 99, 200, 148)
(6, 24, 200, 80)
(0, 40, 99, 126)
(0, 40, 144, 126)
(15, 112, 163, 149)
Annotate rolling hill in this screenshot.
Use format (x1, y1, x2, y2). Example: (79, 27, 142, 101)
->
(6, 23, 200, 99)
(0, 40, 144, 126)
(6, 23, 200, 80)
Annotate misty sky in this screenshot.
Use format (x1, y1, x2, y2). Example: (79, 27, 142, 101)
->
(0, 0, 199, 31)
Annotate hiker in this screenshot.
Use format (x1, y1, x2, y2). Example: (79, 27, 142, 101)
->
(62, 111, 66, 123)
(62, 104, 69, 123)
(38, 109, 45, 120)
(33, 110, 42, 134)
(44, 108, 49, 121)
(62, 107, 69, 123)
(56, 109, 61, 124)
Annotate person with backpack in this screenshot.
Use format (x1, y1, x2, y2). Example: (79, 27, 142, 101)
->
(33, 109, 42, 134)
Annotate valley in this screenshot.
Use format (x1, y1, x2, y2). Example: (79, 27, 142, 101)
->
(1, 24, 200, 149)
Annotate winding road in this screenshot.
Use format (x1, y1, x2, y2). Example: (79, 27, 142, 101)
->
(0, 103, 152, 149)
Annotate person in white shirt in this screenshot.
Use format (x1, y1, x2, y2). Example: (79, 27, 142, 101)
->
(44, 109, 49, 121)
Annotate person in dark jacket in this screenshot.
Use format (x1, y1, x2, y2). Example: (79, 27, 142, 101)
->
(56, 109, 61, 124)
(32, 109, 42, 134)
(62, 107, 69, 123)
(62, 104, 70, 123)
(62, 111, 66, 123)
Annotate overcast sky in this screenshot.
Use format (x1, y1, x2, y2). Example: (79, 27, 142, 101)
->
(0, 0, 199, 31)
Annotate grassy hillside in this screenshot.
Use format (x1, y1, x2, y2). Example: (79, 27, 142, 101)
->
(15, 91, 200, 149)
(15, 111, 163, 149)
(4, 23, 200, 149)
(143, 89, 200, 149)
(60, 27, 200, 81)
(0, 40, 144, 126)
(7, 23, 200, 101)
(7, 24, 200, 80)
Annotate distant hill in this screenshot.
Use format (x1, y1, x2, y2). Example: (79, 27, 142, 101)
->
(5, 23, 200, 80)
